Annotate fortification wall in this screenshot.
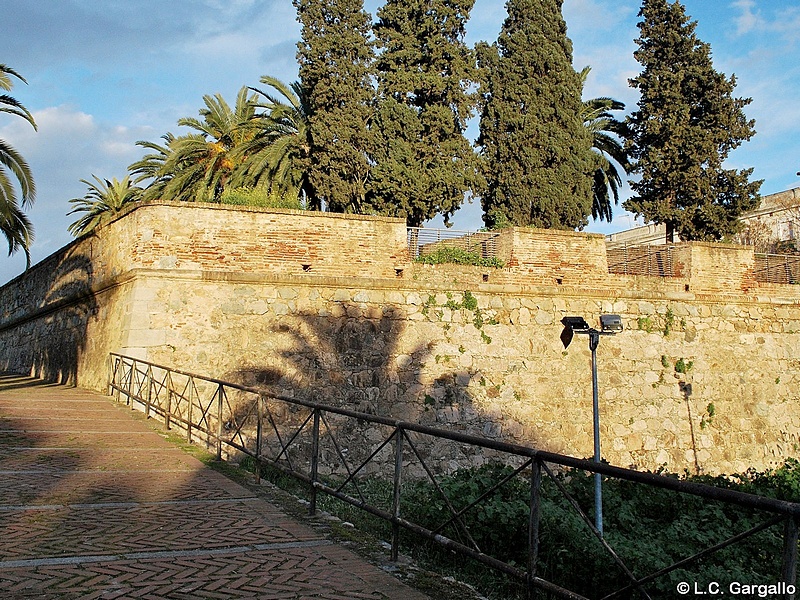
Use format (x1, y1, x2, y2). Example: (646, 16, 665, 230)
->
(2, 202, 799, 475)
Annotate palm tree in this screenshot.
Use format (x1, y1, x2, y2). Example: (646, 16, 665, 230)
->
(1, 64, 36, 266)
(233, 76, 314, 207)
(128, 133, 175, 202)
(580, 67, 630, 222)
(131, 88, 261, 203)
(67, 175, 142, 236)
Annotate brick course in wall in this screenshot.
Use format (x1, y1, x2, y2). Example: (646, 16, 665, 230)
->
(2, 202, 799, 475)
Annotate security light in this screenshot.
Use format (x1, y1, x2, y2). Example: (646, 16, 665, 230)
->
(600, 314, 623, 332)
(561, 316, 590, 331)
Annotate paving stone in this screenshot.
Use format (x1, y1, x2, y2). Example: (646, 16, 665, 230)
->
(0, 375, 429, 600)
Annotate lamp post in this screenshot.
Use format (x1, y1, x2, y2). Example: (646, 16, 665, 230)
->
(560, 314, 623, 536)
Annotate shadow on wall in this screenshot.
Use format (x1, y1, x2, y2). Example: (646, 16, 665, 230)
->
(228, 302, 522, 473)
(28, 253, 98, 385)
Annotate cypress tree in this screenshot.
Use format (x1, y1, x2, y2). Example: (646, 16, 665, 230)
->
(294, 0, 375, 213)
(624, 0, 762, 242)
(477, 0, 593, 230)
(369, 0, 481, 227)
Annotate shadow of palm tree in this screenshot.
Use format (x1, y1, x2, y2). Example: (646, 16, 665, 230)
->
(231, 301, 476, 421)
(27, 253, 98, 385)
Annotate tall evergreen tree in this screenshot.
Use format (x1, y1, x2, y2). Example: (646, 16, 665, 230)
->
(624, 0, 761, 242)
(477, 0, 594, 230)
(294, 0, 375, 213)
(369, 0, 480, 227)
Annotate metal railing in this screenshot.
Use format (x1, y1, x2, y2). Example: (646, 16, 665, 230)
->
(606, 243, 679, 278)
(407, 227, 501, 261)
(754, 253, 800, 285)
(108, 353, 800, 600)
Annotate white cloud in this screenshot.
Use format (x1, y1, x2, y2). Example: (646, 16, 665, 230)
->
(731, 0, 764, 36)
(0, 105, 155, 285)
(730, 0, 800, 44)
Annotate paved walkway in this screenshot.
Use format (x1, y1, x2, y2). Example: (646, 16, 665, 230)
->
(0, 374, 429, 599)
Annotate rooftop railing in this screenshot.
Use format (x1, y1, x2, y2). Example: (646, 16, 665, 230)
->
(754, 253, 800, 285)
(407, 227, 501, 261)
(606, 243, 679, 278)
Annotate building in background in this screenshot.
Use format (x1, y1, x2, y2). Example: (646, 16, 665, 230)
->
(607, 187, 800, 253)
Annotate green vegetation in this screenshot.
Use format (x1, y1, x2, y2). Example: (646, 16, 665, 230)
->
(68, 175, 142, 236)
(415, 247, 504, 268)
(476, 0, 594, 230)
(294, 0, 374, 213)
(1, 63, 36, 266)
(700, 402, 716, 429)
(663, 306, 676, 336)
(369, 0, 480, 227)
(131, 87, 262, 205)
(461, 290, 479, 311)
(219, 187, 303, 210)
(637, 316, 655, 333)
(235, 76, 313, 206)
(624, 0, 762, 242)
(580, 66, 631, 222)
(255, 460, 800, 599)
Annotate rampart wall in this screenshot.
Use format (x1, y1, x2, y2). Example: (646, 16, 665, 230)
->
(2, 201, 799, 475)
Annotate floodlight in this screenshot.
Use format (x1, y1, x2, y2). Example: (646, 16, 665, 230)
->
(561, 316, 590, 331)
(600, 314, 623, 333)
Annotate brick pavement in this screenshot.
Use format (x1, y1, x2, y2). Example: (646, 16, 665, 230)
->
(0, 374, 430, 599)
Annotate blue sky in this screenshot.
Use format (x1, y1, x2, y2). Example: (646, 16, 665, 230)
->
(2, 0, 799, 284)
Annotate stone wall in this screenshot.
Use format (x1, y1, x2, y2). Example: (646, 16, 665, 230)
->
(2, 201, 800, 475)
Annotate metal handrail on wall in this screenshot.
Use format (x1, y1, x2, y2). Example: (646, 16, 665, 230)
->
(108, 353, 800, 600)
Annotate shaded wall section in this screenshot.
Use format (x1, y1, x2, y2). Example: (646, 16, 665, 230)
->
(1, 201, 800, 474)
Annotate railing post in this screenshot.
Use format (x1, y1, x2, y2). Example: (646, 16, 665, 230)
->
(309, 408, 321, 516)
(126, 359, 134, 407)
(165, 371, 173, 430)
(216, 383, 224, 461)
(255, 393, 265, 484)
(782, 516, 798, 600)
(107, 355, 113, 397)
(391, 426, 405, 562)
(527, 459, 542, 599)
(112, 357, 121, 401)
(145, 365, 152, 419)
(187, 376, 194, 444)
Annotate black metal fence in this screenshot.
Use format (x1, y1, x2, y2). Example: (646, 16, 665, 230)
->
(108, 353, 799, 599)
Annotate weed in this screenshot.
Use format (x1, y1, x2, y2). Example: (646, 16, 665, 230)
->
(462, 290, 478, 311)
(700, 402, 716, 429)
(663, 307, 675, 336)
(415, 247, 505, 268)
(637, 316, 655, 333)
